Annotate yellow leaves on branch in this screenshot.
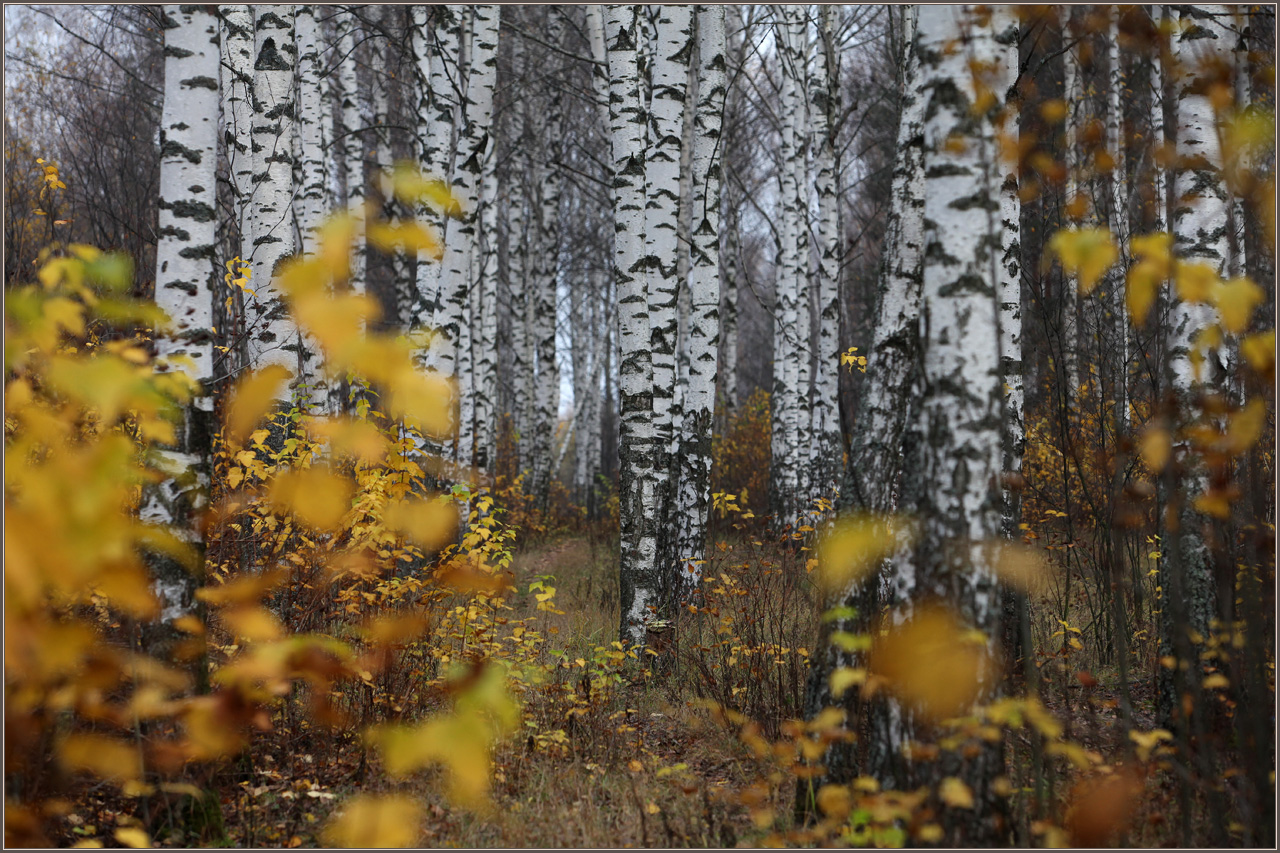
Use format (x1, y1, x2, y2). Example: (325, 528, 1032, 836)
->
(225, 364, 292, 445)
(365, 663, 519, 810)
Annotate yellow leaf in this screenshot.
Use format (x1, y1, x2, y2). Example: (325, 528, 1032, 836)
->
(917, 824, 945, 843)
(390, 162, 465, 219)
(816, 784, 851, 818)
(225, 364, 292, 443)
(1174, 260, 1218, 304)
(987, 542, 1052, 594)
(221, 606, 284, 642)
(1193, 490, 1233, 520)
(196, 569, 286, 607)
(367, 221, 443, 260)
(322, 794, 421, 848)
(382, 497, 457, 550)
(1223, 399, 1265, 456)
(829, 667, 867, 698)
(868, 605, 994, 722)
(269, 468, 354, 530)
(1049, 228, 1117, 296)
(646, 802, 661, 815)
(1125, 259, 1162, 328)
(1241, 331, 1275, 372)
(1212, 276, 1264, 334)
(939, 777, 974, 809)
(816, 515, 907, 593)
(318, 214, 356, 278)
(628, 759, 644, 772)
(1128, 728, 1172, 762)
(1138, 427, 1172, 473)
(113, 827, 151, 849)
(59, 735, 143, 783)
(1202, 673, 1230, 690)
(308, 418, 388, 463)
(386, 368, 455, 438)
(359, 612, 430, 646)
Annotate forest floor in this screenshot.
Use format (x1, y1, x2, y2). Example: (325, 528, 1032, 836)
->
(46, 534, 1252, 848)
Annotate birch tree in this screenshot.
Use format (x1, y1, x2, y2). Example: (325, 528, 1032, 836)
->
(672, 4, 726, 589)
(1157, 3, 1235, 725)
(528, 9, 564, 502)
(244, 7, 305, 406)
(803, 9, 1016, 840)
(605, 5, 661, 646)
(801, 2, 927, 792)
(220, 5, 254, 266)
(143, 3, 219, 661)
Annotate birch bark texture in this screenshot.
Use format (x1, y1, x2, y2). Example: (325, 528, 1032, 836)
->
(145, 3, 220, 643)
(673, 4, 726, 590)
(245, 7, 304, 403)
(605, 5, 661, 647)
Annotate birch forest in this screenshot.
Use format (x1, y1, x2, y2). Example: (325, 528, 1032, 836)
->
(6, 4, 1278, 848)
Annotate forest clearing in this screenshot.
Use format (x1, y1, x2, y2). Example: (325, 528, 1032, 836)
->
(4, 4, 1276, 849)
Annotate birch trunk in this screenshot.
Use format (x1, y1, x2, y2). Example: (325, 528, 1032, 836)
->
(470, 6, 501, 474)
(810, 4, 843, 505)
(800, 3, 926, 797)
(1158, 3, 1234, 726)
(1107, 5, 1130, 429)
(529, 9, 564, 503)
(770, 5, 803, 528)
(606, 5, 661, 647)
(145, 4, 219, 662)
(1061, 8, 1081, 397)
(643, 4, 693, 575)
(336, 8, 366, 301)
(293, 5, 328, 256)
(245, 7, 303, 404)
(220, 6, 254, 260)
(882, 10, 1015, 840)
(672, 4, 725, 592)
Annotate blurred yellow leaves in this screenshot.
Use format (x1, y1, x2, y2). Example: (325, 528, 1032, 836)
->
(390, 162, 464, 220)
(226, 364, 292, 444)
(939, 777, 975, 809)
(58, 734, 143, 784)
(868, 605, 994, 722)
(1049, 227, 1116, 295)
(1138, 426, 1172, 473)
(269, 468, 354, 531)
(816, 514, 908, 592)
(382, 497, 458, 550)
(366, 663, 518, 810)
(322, 794, 422, 848)
(1126, 233, 1173, 327)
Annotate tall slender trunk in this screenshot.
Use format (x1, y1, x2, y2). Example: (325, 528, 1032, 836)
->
(643, 4, 693, 577)
(673, 4, 726, 591)
(336, 8, 366, 300)
(810, 4, 842, 506)
(292, 4, 329, 412)
(800, 3, 926, 799)
(245, 7, 303, 403)
(605, 5, 660, 647)
(1158, 2, 1234, 726)
(529, 10, 564, 504)
(144, 4, 220, 671)
(220, 6, 254, 262)
(1107, 4, 1130, 429)
(770, 5, 803, 528)
(1061, 8, 1081, 397)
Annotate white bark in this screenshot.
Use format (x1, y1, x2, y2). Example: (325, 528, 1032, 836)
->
(147, 3, 220, 628)
(672, 4, 726, 591)
(810, 4, 843, 505)
(293, 5, 328, 256)
(605, 4, 660, 647)
(335, 8, 366, 302)
(220, 6, 254, 255)
(1107, 5, 1130, 428)
(244, 7, 303, 402)
(643, 4, 693, 567)
(1001, 18, 1024, 535)
(1061, 8, 1080, 396)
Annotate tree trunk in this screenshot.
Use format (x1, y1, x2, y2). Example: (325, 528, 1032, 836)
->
(673, 4, 726, 592)
(143, 4, 220, 678)
(605, 4, 660, 647)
